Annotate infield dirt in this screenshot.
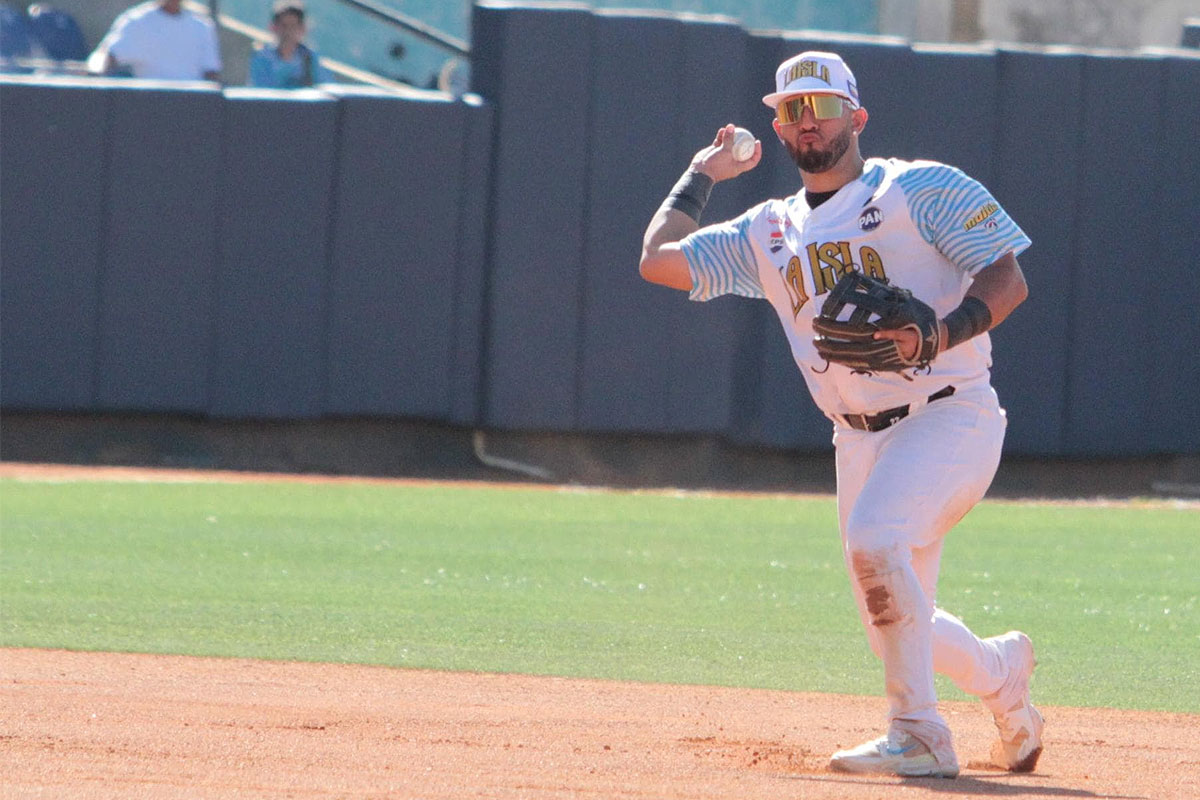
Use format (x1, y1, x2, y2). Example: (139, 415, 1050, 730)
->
(4, 647, 1198, 799)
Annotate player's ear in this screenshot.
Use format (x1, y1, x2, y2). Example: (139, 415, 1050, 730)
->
(772, 117, 782, 137)
(851, 107, 868, 135)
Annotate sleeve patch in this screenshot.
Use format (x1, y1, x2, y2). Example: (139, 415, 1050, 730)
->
(963, 202, 1000, 232)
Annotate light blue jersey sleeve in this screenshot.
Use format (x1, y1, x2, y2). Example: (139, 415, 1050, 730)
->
(896, 163, 1031, 274)
(678, 207, 765, 302)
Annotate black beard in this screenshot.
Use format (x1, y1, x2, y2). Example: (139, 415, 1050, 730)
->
(787, 124, 853, 173)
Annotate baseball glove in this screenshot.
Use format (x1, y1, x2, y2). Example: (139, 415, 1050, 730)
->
(812, 270, 940, 378)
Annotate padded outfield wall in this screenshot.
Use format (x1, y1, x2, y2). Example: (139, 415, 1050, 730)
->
(1, 3, 1197, 458)
(0, 78, 492, 429)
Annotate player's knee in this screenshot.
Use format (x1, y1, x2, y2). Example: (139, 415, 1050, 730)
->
(843, 500, 912, 550)
(844, 518, 905, 571)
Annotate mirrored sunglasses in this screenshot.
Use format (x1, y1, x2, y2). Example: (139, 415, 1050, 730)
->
(776, 94, 847, 124)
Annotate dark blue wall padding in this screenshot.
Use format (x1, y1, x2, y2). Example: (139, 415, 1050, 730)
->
(470, 4, 596, 430)
(4, 6, 1200, 459)
(907, 45, 997, 182)
(0, 78, 109, 410)
(1065, 54, 1165, 456)
(1149, 55, 1200, 451)
(576, 13, 751, 433)
(446, 95, 495, 427)
(575, 11, 687, 432)
(95, 83, 224, 413)
(209, 90, 339, 419)
(987, 49, 1084, 455)
(323, 87, 482, 420)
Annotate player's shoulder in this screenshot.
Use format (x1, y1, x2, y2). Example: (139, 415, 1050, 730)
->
(702, 197, 796, 248)
(882, 157, 982, 193)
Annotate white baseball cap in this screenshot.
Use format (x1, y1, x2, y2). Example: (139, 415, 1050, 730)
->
(762, 51, 860, 109)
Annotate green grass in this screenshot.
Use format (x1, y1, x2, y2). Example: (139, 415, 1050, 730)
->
(1, 478, 1196, 712)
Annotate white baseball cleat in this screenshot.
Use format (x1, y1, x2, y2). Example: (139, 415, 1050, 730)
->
(985, 630, 1044, 772)
(829, 727, 960, 778)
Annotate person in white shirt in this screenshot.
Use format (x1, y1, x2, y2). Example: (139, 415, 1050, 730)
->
(90, 0, 221, 81)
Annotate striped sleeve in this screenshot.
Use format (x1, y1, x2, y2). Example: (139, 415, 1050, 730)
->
(897, 163, 1031, 274)
(678, 209, 765, 302)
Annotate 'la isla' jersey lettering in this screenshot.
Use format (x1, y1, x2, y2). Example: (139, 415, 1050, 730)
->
(804, 241, 888, 303)
(677, 157, 1031, 416)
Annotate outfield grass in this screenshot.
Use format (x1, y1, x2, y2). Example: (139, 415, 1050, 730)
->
(1, 477, 1196, 712)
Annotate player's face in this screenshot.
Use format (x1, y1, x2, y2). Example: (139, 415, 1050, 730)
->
(774, 95, 856, 174)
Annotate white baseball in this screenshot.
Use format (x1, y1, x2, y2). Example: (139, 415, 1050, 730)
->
(731, 127, 756, 161)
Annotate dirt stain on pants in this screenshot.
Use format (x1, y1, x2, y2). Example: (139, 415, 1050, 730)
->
(853, 551, 898, 626)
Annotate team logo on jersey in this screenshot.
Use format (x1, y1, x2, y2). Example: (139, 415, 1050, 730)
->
(858, 206, 883, 231)
(963, 201, 999, 231)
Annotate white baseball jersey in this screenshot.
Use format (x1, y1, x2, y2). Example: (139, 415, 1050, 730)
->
(97, 2, 221, 80)
(680, 157, 1031, 418)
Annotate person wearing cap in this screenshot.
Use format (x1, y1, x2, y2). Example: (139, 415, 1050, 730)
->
(639, 51, 1040, 779)
(249, 2, 331, 89)
(89, 0, 221, 81)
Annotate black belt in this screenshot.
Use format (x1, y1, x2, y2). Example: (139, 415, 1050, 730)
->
(838, 385, 956, 432)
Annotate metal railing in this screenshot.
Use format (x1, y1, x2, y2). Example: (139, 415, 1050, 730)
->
(328, 0, 469, 57)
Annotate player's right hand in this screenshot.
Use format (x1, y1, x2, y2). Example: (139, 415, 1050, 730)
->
(690, 124, 762, 182)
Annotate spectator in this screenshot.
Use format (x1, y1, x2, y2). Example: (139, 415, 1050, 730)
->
(26, 5, 89, 62)
(248, 2, 330, 89)
(88, 0, 220, 81)
(1, 5, 41, 63)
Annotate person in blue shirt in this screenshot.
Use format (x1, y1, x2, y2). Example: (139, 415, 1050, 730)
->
(248, 1, 330, 88)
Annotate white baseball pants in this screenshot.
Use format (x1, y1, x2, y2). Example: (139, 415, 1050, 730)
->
(833, 383, 1012, 736)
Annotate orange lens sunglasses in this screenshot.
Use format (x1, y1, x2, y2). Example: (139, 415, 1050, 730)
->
(776, 94, 847, 124)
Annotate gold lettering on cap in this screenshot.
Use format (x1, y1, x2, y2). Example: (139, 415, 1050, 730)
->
(786, 60, 831, 85)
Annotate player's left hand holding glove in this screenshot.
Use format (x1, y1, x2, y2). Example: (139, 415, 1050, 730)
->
(812, 270, 940, 377)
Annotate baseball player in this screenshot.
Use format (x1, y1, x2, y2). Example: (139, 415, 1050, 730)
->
(639, 51, 1042, 778)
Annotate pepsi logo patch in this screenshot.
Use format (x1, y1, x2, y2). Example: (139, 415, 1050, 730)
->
(858, 206, 883, 231)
